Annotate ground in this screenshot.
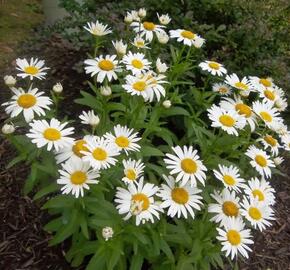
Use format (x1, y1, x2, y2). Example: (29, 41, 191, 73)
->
(0, 1, 290, 269)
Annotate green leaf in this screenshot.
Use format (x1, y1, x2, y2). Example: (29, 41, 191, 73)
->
(23, 163, 38, 195)
(160, 239, 174, 262)
(42, 195, 75, 209)
(49, 208, 79, 245)
(141, 146, 164, 157)
(33, 183, 58, 200)
(129, 253, 143, 270)
(6, 154, 26, 169)
(86, 246, 106, 270)
(161, 106, 189, 117)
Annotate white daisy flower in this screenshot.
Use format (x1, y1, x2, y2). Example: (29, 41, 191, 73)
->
(112, 39, 127, 56)
(84, 21, 112, 36)
(169, 29, 203, 47)
(54, 135, 93, 164)
(245, 145, 275, 178)
(57, 157, 100, 198)
(104, 124, 141, 154)
(131, 21, 165, 42)
(281, 134, 290, 151)
(115, 177, 162, 226)
(241, 197, 275, 231)
(157, 175, 203, 219)
(252, 101, 283, 130)
(220, 96, 256, 132)
(248, 76, 274, 91)
(79, 110, 100, 127)
(122, 51, 151, 75)
(212, 83, 232, 96)
(142, 72, 167, 101)
(131, 35, 150, 50)
(208, 189, 240, 226)
(207, 105, 246, 136)
(213, 165, 245, 192)
(122, 74, 160, 102)
(164, 146, 207, 187)
(225, 73, 252, 96)
(274, 97, 288, 112)
(2, 86, 52, 123)
(257, 86, 282, 104)
(198, 61, 227, 76)
(81, 136, 120, 170)
(157, 13, 171, 25)
(84, 55, 121, 83)
(217, 217, 253, 260)
(26, 118, 74, 151)
(122, 159, 145, 184)
(243, 177, 275, 206)
(16, 57, 49, 80)
(257, 134, 280, 156)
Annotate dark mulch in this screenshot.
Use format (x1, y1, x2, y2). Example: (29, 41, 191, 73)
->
(0, 35, 290, 269)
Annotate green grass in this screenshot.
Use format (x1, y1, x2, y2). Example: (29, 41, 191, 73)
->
(0, 0, 43, 66)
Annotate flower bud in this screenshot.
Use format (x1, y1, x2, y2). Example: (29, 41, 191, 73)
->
(52, 82, 63, 93)
(112, 40, 127, 56)
(156, 31, 169, 44)
(100, 85, 112, 96)
(162, 100, 171, 108)
(4, 75, 16, 87)
(124, 14, 133, 24)
(274, 156, 284, 166)
(193, 36, 205, 48)
(102, 226, 114, 241)
(138, 8, 146, 18)
(156, 58, 168, 73)
(157, 13, 171, 25)
(2, 123, 15, 134)
(79, 110, 100, 127)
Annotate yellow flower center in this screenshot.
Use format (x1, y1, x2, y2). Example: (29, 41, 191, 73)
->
(171, 187, 189, 204)
(208, 61, 220, 70)
(125, 169, 136, 181)
(72, 139, 89, 157)
(227, 230, 241, 245)
(264, 135, 277, 147)
(70, 170, 87, 185)
(133, 81, 146, 92)
(259, 78, 271, 87)
(92, 147, 107, 161)
(223, 175, 236, 186)
(222, 201, 239, 217)
(98, 59, 114, 71)
(17, 94, 37, 108)
(264, 90, 275, 101)
(136, 40, 144, 47)
(131, 59, 144, 69)
(252, 189, 265, 201)
(219, 87, 229, 94)
(131, 193, 150, 210)
(24, 66, 39, 75)
(219, 115, 235, 127)
(43, 128, 61, 141)
(259, 111, 272, 122)
(115, 136, 129, 148)
(143, 21, 155, 31)
(248, 206, 262, 220)
(181, 30, 195, 40)
(235, 103, 252, 118)
(255, 154, 267, 167)
(181, 158, 197, 174)
(234, 82, 249, 90)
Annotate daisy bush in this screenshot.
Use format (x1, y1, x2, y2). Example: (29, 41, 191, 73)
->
(2, 8, 289, 270)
